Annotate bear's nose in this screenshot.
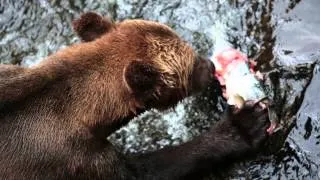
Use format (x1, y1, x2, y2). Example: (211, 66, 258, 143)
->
(208, 59, 215, 71)
(203, 58, 215, 73)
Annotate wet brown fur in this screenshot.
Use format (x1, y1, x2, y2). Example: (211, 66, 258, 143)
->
(1, 17, 196, 132)
(0, 12, 269, 180)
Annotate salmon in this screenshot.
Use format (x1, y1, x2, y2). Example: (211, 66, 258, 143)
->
(211, 48, 279, 134)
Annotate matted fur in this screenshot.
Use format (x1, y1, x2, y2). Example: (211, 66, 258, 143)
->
(0, 12, 269, 180)
(0, 18, 197, 134)
(119, 20, 196, 96)
(147, 36, 195, 94)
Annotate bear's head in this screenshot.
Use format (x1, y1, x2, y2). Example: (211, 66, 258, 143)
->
(72, 12, 215, 112)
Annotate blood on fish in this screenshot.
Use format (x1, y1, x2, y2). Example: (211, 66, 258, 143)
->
(210, 48, 277, 134)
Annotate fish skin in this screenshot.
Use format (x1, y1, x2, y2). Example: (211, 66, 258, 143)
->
(211, 48, 279, 134)
(211, 49, 267, 105)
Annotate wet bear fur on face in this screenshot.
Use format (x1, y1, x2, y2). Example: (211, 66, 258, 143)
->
(0, 12, 269, 180)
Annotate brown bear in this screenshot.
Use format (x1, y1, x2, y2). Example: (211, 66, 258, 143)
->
(0, 12, 269, 180)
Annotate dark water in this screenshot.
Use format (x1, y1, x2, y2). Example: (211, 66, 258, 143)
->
(1, 0, 320, 179)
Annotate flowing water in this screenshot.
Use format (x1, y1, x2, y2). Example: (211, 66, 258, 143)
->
(1, 0, 320, 179)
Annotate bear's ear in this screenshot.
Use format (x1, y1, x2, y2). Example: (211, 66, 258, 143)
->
(72, 12, 114, 42)
(125, 61, 160, 95)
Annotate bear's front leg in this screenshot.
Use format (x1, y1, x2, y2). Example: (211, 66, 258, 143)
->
(123, 101, 270, 180)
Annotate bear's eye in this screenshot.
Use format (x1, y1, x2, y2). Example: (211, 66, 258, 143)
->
(125, 61, 159, 95)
